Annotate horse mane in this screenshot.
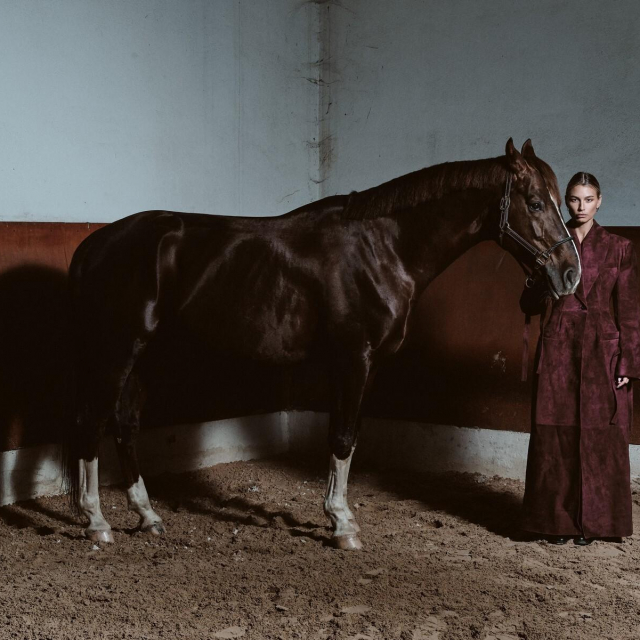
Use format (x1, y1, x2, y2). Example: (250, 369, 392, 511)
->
(343, 157, 508, 220)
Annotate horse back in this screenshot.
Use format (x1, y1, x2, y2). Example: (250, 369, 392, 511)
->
(70, 202, 416, 363)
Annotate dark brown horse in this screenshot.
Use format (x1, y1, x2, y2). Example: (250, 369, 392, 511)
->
(66, 139, 580, 549)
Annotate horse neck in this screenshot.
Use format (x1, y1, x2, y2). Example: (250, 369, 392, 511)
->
(395, 186, 499, 292)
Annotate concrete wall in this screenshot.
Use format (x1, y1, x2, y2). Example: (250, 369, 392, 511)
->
(6, 409, 640, 506)
(320, 0, 640, 225)
(1, 412, 289, 505)
(0, 0, 319, 222)
(287, 412, 640, 482)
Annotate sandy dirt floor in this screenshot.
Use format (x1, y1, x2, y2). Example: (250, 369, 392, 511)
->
(1, 453, 640, 640)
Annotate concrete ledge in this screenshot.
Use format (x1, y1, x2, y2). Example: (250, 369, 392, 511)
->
(99, 411, 289, 485)
(4, 410, 640, 506)
(0, 443, 65, 506)
(287, 412, 640, 480)
(362, 418, 530, 479)
(0, 412, 288, 506)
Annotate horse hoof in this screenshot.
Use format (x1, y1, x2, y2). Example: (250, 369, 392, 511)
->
(142, 522, 166, 536)
(86, 529, 114, 544)
(331, 533, 363, 551)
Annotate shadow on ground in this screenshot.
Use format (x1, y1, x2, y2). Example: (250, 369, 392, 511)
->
(143, 452, 528, 542)
(0, 450, 528, 544)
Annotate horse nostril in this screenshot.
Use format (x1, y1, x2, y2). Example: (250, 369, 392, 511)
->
(564, 268, 577, 289)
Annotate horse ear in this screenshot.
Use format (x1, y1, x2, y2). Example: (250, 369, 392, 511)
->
(521, 138, 537, 160)
(505, 137, 531, 179)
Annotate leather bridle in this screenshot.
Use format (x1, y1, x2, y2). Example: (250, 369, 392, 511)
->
(498, 173, 575, 286)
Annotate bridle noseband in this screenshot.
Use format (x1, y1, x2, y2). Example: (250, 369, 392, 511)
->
(498, 174, 575, 286)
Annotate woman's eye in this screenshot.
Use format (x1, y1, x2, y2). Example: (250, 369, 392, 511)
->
(528, 202, 543, 212)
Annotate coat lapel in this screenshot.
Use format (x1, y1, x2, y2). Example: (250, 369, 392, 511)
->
(581, 221, 610, 300)
(568, 220, 609, 306)
(568, 224, 587, 307)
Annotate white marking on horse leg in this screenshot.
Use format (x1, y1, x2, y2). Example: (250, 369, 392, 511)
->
(324, 451, 362, 550)
(79, 458, 114, 543)
(127, 476, 165, 535)
(341, 451, 360, 532)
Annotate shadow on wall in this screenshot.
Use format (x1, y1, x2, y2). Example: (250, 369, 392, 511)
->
(0, 265, 295, 440)
(0, 259, 295, 507)
(0, 265, 72, 452)
(0, 266, 71, 506)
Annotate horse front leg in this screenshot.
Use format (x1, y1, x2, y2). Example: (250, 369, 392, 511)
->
(325, 449, 361, 549)
(79, 457, 114, 543)
(324, 356, 371, 550)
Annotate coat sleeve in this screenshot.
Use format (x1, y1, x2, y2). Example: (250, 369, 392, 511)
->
(519, 279, 551, 317)
(614, 240, 640, 380)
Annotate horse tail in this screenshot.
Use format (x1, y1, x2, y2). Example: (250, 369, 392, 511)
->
(61, 349, 80, 516)
(62, 231, 102, 516)
(62, 263, 80, 515)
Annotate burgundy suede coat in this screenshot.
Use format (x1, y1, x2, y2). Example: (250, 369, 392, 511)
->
(521, 221, 640, 538)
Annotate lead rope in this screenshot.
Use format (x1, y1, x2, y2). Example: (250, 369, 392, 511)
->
(522, 297, 553, 383)
(521, 313, 531, 382)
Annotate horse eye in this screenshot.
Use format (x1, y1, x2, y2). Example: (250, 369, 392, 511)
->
(528, 202, 543, 212)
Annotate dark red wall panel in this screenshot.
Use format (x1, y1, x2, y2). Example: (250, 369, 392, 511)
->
(0, 222, 638, 451)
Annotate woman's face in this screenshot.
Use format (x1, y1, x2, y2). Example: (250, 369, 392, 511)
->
(565, 185, 602, 225)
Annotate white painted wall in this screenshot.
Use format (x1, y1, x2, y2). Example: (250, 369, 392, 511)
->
(2, 1, 636, 222)
(320, 0, 640, 225)
(0, 0, 319, 222)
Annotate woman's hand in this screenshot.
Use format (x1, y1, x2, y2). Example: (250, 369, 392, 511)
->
(616, 377, 630, 388)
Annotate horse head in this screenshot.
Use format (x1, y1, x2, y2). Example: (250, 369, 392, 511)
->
(502, 138, 581, 299)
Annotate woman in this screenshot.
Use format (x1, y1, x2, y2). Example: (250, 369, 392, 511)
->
(521, 172, 640, 545)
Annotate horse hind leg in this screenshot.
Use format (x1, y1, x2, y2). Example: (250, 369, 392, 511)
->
(68, 392, 115, 543)
(71, 340, 154, 542)
(114, 370, 165, 536)
(79, 455, 114, 544)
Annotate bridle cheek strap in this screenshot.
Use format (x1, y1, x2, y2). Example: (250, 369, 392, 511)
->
(498, 173, 575, 277)
(497, 173, 575, 383)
